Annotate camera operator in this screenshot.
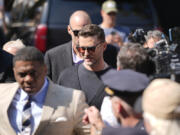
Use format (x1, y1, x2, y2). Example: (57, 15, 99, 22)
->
(145, 27, 180, 82)
(127, 28, 172, 80)
(128, 29, 166, 49)
(144, 30, 165, 48)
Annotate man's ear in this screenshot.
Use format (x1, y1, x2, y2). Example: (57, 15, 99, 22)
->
(117, 103, 122, 113)
(101, 10, 105, 17)
(100, 10, 103, 16)
(67, 25, 71, 35)
(13, 67, 16, 76)
(103, 42, 107, 51)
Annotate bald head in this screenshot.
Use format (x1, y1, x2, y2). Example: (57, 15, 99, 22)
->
(68, 10, 91, 49)
(69, 10, 91, 27)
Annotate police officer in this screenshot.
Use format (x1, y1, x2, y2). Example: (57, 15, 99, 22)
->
(83, 69, 149, 135)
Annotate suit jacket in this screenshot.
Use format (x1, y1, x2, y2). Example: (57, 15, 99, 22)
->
(0, 49, 15, 83)
(44, 41, 73, 83)
(0, 79, 90, 135)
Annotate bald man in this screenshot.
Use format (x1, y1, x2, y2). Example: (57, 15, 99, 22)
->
(44, 10, 91, 83)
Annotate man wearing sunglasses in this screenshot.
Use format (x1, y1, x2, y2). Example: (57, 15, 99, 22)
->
(57, 24, 112, 110)
(44, 10, 91, 83)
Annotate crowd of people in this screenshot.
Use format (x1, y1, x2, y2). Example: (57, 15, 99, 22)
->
(0, 0, 180, 135)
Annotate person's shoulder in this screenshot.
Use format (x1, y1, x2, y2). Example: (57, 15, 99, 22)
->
(115, 26, 131, 34)
(102, 126, 148, 135)
(49, 80, 84, 99)
(0, 49, 13, 59)
(61, 64, 78, 75)
(58, 64, 78, 81)
(105, 44, 120, 52)
(0, 49, 13, 69)
(45, 41, 72, 55)
(0, 82, 19, 93)
(0, 82, 18, 87)
(0, 83, 18, 102)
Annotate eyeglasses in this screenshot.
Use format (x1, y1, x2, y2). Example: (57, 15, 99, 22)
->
(69, 25, 80, 36)
(76, 42, 103, 53)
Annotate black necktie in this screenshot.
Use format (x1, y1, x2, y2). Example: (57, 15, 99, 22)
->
(22, 96, 32, 135)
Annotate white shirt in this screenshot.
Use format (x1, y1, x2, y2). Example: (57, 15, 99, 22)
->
(100, 96, 119, 127)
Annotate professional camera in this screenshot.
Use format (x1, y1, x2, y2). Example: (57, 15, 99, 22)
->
(148, 27, 180, 82)
(128, 28, 147, 45)
(148, 39, 169, 57)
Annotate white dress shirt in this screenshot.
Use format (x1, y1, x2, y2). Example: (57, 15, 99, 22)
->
(100, 96, 120, 127)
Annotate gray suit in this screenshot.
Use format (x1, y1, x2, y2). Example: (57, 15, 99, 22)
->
(44, 41, 73, 83)
(0, 79, 89, 135)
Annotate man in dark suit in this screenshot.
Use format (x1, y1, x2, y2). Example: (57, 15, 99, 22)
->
(44, 10, 92, 83)
(0, 47, 89, 135)
(0, 48, 15, 82)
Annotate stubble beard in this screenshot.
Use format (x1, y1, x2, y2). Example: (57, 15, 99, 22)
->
(83, 56, 102, 70)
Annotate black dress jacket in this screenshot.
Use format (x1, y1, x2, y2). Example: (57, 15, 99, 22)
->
(0, 49, 15, 82)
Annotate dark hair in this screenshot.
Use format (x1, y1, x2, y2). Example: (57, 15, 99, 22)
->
(78, 24, 105, 42)
(13, 47, 44, 66)
(117, 91, 142, 109)
(117, 42, 155, 76)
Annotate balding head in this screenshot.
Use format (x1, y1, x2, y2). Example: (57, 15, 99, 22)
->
(69, 10, 91, 27)
(68, 10, 91, 48)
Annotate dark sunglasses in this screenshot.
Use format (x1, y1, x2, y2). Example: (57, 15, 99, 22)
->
(69, 25, 80, 36)
(76, 42, 103, 53)
(107, 12, 117, 16)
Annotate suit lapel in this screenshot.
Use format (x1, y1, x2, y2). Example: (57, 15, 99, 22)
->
(34, 80, 55, 135)
(0, 83, 19, 135)
(64, 41, 73, 66)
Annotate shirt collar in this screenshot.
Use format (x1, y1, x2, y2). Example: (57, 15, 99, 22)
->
(72, 45, 83, 64)
(33, 77, 49, 103)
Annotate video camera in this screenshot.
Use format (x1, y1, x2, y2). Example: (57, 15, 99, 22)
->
(147, 27, 180, 82)
(128, 28, 147, 45)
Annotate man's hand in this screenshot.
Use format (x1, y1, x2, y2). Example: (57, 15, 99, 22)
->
(105, 34, 114, 44)
(105, 33, 123, 47)
(83, 106, 105, 130)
